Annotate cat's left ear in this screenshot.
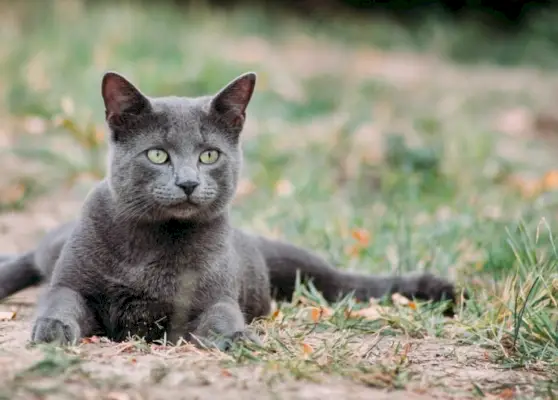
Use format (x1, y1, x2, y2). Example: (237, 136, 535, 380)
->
(209, 72, 256, 134)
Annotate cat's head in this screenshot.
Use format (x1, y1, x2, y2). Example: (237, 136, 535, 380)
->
(101, 71, 256, 222)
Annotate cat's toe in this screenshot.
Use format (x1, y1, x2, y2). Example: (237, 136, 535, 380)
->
(31, 317, 77, 345)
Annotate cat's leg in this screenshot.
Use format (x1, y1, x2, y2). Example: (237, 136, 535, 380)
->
(190, 297, 261, 351)
(31, 286, 96, 345)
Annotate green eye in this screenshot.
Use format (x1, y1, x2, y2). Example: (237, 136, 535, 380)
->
(199, 150, 220, 164)
(146, 149, 169, 164)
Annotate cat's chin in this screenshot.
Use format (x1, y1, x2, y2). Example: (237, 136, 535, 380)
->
(161, 200, 204, 220)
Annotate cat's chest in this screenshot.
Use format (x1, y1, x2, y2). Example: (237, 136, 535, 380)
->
(99, 266, 202, 342)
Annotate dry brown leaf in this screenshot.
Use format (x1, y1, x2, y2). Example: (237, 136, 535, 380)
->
(497, 388, 515, 400)
(309, 306, 333, 322)
(301, 342, 313, 355)
(351, 228, 371, 246)
(271, 309, 283, 321)
(81, 335, 101, 344)
(0, 311, 16, 321)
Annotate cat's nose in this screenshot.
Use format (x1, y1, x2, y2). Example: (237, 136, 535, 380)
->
(176, 180, 200, 196)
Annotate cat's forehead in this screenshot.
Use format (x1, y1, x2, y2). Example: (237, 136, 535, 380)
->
(150, 96, 209, 126)
(146, 96, 219, 144)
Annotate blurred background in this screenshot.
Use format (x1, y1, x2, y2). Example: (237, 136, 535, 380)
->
(1, 0, 558, 279)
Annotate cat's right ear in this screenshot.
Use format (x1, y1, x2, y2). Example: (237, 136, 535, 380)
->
(101, 72, 151, 121)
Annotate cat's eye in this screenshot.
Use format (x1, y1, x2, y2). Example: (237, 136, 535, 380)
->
(199, 150, 220, 165)
(146, 149, 169, 164)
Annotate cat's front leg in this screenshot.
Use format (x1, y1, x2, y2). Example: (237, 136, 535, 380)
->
(31, 286, 96, 346)
(190, 297, 261, 351)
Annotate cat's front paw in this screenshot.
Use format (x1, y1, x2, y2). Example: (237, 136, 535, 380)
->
(191, 329, 262, 352)
(31, 317, 78, 346)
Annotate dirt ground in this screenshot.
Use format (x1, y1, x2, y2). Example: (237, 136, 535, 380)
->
(0, 188, 552, 400)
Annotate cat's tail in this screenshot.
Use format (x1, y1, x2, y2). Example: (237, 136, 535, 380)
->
(0, 251, 42, 301)
(257, 237, 457, 306)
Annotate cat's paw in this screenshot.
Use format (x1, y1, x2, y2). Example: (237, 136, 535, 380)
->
(31, 317, 78, 346)
(191, 329, 262, 352)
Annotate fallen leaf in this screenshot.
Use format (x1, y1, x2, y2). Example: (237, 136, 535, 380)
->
(81, 335, 101, 344)
(309, 306, 333, 322)
(542, 170, 558, 191)
(271, 309, 283, 321)
(221, 369, 233, 377)
(498, 388, 515, 399)
(0, 311, 16, 321)
(351, 228, 371, 246)
(301, 342, 313, 355)
(392, 293, 411, 306)
(348, 305, 386, 320)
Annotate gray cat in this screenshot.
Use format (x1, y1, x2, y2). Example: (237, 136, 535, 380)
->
(0, 72, 458, 350)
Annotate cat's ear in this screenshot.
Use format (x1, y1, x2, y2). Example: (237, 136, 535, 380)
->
(209, 72, 256, 133)
(102, 72, 151, 120)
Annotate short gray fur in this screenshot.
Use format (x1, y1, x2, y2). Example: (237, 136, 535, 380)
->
(0, 72, 458, 350)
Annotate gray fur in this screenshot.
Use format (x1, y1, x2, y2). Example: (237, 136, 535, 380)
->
(0, 72, 458, 350)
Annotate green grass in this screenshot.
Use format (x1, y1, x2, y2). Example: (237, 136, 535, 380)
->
(0, 0, 557, 397)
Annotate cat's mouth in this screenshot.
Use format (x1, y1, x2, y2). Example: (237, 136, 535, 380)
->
(168, 197, 199, 208)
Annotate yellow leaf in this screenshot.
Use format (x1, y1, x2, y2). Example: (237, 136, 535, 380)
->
(0, 311, 16, 321)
